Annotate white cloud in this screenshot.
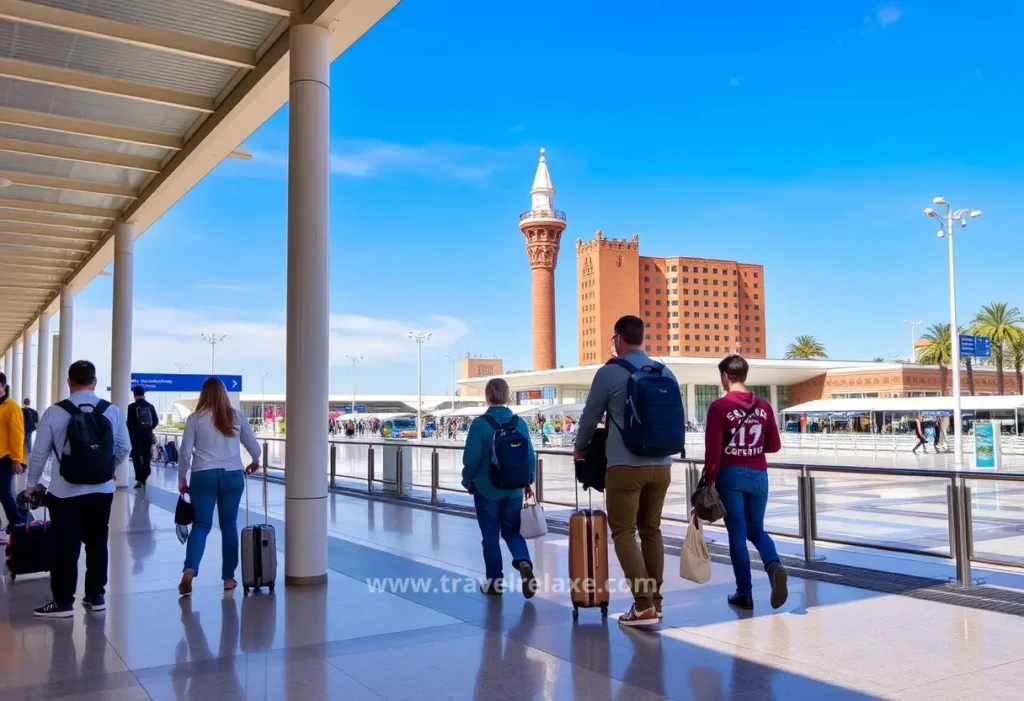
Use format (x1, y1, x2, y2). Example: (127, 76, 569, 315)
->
(72, 305, 471, 390)
(877, 6, 901, 29)
(233, 140, 510, 182)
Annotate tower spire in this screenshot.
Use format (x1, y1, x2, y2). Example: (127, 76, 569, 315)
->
(530, 147, 555, 212)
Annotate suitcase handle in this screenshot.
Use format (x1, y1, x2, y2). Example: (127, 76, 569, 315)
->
(244, 464, 269, 527)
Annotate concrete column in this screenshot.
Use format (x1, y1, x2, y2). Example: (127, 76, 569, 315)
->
(58, 285, 75, 400)
(769, 384, 779, 417)
(284, 22, 330, 586)
(685, 383, 696, 424)
(11, 338, 21, 406)
(50, 335, 60, 406)
(3, 346, 11, 379)
(20, 328, 32, 406)
(111, 222, 135, 488)
(36, 314, 50, 411)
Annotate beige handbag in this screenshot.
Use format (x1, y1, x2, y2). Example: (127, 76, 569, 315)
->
(680, 516, 712, 584)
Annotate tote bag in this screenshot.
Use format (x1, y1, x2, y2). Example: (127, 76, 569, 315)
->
(520, 492, 548, 539)
(680, 517, 711, 584)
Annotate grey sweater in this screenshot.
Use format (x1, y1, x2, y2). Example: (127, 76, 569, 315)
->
(573, 350, 676, 467)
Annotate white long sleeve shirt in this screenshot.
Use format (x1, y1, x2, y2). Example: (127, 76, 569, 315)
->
(27, 390, 132, 499)
(178, 408, 261, 480)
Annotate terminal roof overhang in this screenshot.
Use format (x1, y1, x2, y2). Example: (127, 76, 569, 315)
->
(0, 0, 399, 351)
(458, 358, 889, 391)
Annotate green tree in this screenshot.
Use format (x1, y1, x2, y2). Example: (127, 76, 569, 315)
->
(970, 302, 1024, 394)
(785, 335, 827, 360)
(917, 323, 952, 395)
(1008, 335, 1024, 396)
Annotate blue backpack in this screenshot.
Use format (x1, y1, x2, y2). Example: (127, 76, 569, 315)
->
(483, 415, 533, 489)
(610, 359, 686, 458)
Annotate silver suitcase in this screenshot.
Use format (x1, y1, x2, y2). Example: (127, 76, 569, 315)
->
(241, 467, 276, 594)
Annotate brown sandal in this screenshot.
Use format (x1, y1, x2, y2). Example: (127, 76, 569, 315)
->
(178, 572, 195, 597)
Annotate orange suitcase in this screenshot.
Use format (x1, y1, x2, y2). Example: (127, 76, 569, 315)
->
(568, 507, 610, 620)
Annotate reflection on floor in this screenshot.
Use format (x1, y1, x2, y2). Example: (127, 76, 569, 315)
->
(2, 463, 1024, 699)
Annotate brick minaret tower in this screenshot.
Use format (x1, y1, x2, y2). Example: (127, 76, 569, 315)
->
(520, 148, 566, 371)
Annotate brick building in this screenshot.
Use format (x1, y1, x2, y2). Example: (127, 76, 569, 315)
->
(577, 231, 766, 365)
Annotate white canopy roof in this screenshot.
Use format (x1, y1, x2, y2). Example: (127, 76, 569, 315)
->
(784, 396, 1024, 415)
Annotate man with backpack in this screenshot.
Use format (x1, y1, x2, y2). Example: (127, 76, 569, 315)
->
(22, 398, 38, 455)
(126, 386, 157, 488)
(704, 354, 787, 611)
(0, 373, 26, 542)
(25, 360, 131, 618)
(574, 315, 685, 627)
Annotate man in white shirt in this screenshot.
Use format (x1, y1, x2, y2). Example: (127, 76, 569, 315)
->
(25, 360, 131, 618)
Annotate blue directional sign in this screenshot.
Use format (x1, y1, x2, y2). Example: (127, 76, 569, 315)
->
(342, 404, 368, 414)
(131, 373, 243, 392)
(958, 335, 992, 359)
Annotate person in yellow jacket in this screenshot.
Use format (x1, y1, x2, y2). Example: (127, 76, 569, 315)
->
(0, 372, 26, 541)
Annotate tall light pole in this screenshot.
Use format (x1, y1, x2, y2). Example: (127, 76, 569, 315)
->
(444, 353, 459, 411)
(925, 197, 983, 467)
(345, 355, 362, 415)
(408, 331, 431, 437)
(902, 320, 923, 362)
(770, 333, 786, 359)
(200, 333, 227, 375)
(259, 371, 269, 430)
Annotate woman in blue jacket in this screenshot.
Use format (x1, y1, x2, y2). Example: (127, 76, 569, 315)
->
(461, 378, 538, 598)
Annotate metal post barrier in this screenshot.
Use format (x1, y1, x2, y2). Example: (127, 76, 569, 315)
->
(329, 444, 336, 489)
(798, 468, 823, 562)
(367, 446, 375, 493)
(430, 449, 439, 505)
(946, 477, 974, 587)
(396, 446, 405, 498)
(261, 441, 268, 471)
(536, 458, 544, 503)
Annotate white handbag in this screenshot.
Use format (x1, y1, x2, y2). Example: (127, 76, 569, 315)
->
(680, 516, 712, 584)
(519, 491, 548, 539)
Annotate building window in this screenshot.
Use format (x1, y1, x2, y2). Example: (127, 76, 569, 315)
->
(645, 265, 650, 271)
(644, 287, 650, 293)
(644, 311, 650, 317)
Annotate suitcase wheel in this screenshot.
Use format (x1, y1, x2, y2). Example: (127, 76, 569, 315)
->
(268, 584, 275, 594)
(600, 604, 608, 619)
(572, 606, 579, 622)
(9, 573, 14, 582)
(243, 586, 249, 595)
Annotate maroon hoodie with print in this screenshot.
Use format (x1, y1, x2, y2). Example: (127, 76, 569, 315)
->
(704, 390, 781, 484)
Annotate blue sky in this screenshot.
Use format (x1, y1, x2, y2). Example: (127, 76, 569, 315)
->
(73, 0, 1024, 395)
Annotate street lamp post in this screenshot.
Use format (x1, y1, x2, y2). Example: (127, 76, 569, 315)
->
(408, 331, 431, 437)
(200, 333, 227, 375)
(925, 198, 983, 467)
(444, 353, 459, 412)
(902, 320, 923, 362)
(770, 333, 786, 359)
(345, 355, 362, 415)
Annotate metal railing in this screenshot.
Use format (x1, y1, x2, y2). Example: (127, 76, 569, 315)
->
(519, 209, 566, 222)
(156, 432, 1024, 587)
(781, 432, 1024, 455)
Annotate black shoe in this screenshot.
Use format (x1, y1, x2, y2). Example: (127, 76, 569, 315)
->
(728, 593, 754, 610)
(517, 562, 538, 600)
(481, 581, 503, 597)
(769, 564, 789, 609)
(133, 482, 142, 489)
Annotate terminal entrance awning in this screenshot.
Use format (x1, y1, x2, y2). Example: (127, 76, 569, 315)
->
(784, 396, 1024, 415)
(0, 0, 399, 351)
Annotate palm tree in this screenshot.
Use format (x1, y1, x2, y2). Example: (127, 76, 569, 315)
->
(871, 356, 885, 363)
(1008, 335, 1024, 396)
(785, 335, 827, 360)
(917, 323, 952, 395)
(971, 302, 1024, 394)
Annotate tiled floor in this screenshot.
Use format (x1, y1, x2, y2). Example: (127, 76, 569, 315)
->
(3, 463, 1024, 700)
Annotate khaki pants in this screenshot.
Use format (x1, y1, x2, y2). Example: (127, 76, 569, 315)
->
(605, 465, 672, 611)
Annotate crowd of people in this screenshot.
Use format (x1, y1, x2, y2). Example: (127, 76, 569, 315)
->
(1, 317, 789, 626)
(0, 363, 258, 617)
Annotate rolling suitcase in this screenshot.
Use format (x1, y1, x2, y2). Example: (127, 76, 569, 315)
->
(568, 484, 610, 621)
(6, 514, 52, 581)
(241, 466, 276, 595)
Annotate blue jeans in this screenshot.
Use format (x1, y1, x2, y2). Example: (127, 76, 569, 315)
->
(473, 493, 532, 584)
(184, 469, 245, 580)
(716, 467, 780, 596)
(0, 456, 25, 533)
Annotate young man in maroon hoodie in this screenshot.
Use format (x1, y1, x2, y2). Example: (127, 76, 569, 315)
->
(704, 355, 788, 611)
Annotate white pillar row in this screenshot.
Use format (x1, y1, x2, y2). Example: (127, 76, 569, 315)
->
(50, 335, 60, 406)
(3, 346, 13, 391)
(284, 22, 330, 586)
(57, 285, 75, 401)
(11, 337, 21, 406)
(769, 384, 779, 419)
(20, 328, 32, 406)
(36, 313, 51, 412)
(111, 222, 135, 488)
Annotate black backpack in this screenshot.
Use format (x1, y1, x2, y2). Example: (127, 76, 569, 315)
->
(56, 400, 116, 485)
(136, 402, 156, 430)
